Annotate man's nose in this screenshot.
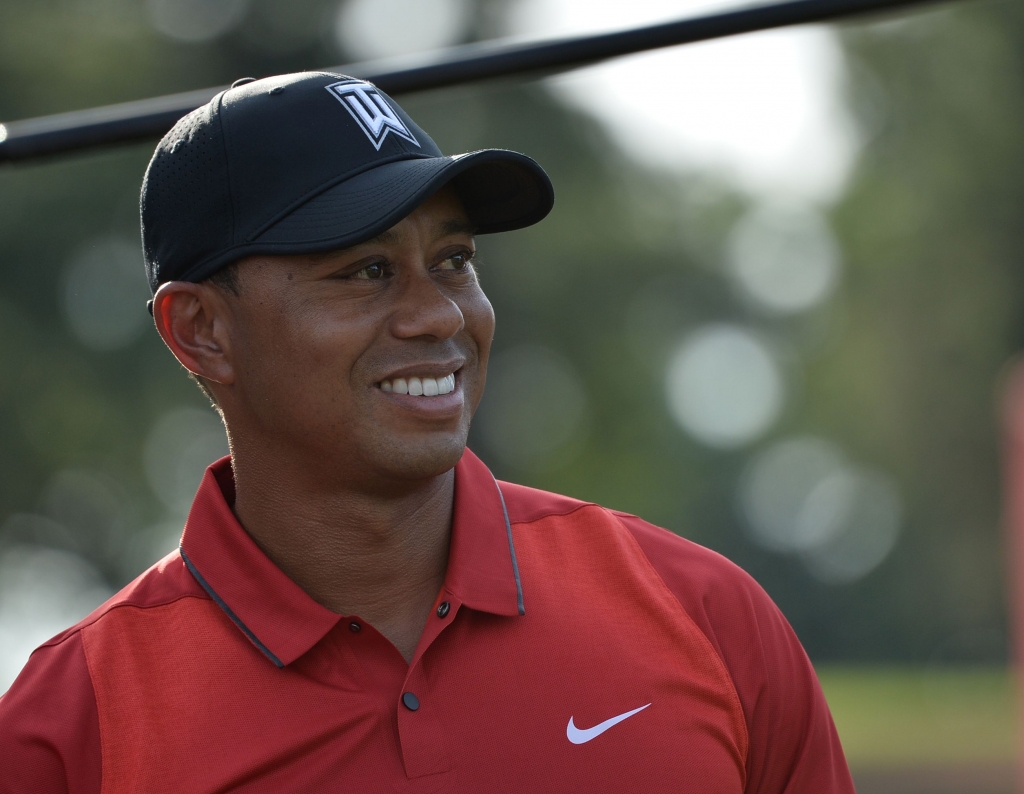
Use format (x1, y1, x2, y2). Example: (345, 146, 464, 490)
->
(388, 269, 465, 341)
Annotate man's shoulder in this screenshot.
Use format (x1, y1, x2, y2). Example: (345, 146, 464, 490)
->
(0, 550, 203, 792)
(498, 479, 755, 600)
(609, 510, 766, 607)
(497, 479, 593, 524)
(37, 548, 205, 653)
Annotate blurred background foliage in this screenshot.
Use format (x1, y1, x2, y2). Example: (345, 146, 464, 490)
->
(0, 0, 1021, 734)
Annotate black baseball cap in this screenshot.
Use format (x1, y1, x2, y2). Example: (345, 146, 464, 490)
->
(140, 71, 554, 294)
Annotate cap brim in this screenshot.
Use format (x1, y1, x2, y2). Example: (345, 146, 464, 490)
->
(254, 149, 554, 252)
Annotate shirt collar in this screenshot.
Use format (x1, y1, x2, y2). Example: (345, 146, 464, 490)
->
(446, 448, 524, 618)
(179, 448, 523, 668)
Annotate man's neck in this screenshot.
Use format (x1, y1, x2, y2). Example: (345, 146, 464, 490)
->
(228, 446, 454, 664)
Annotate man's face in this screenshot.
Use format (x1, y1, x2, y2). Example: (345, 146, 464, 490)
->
(218, 186, 494, 488)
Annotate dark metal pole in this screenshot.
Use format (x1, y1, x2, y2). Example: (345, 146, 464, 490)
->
(0, 0, 957, 164)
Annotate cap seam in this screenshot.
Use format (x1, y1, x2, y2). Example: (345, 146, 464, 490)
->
(214, 90, 237, 250)
(259, 158, 461, 241)
(245, 151, 436, 243)
(253, 147, 537, 245)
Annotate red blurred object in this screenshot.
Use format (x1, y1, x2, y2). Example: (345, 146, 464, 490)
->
(1001, 358, 1024, 794)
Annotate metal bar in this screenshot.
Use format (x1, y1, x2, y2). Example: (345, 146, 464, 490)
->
(0, 0, 956, 164)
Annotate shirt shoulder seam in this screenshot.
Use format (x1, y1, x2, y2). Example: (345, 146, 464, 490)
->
(39, 592, 212, 650)
(608, 510, 752, 778)
(507, 499, 597, 526)
(76, 626, 105, 793)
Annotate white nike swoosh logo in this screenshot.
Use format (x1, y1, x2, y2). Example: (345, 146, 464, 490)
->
(566, 703, 651, 745)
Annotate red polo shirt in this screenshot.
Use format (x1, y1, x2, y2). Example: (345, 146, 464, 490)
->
(0, 450, 853, 793)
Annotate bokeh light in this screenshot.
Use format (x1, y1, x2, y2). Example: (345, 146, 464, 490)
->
(334, 0, 471, 61)
(801, 470, 902, 584)
(726, 201, 842, 315)
(474, 345, 589, 470)
(740, 436, 902, 583)
(740, 436, 847, 552)
(665, 324, 784, 449)
(42, 469, 129, 540)
(61, 236, 152, 352)
(146, 0, 250, 43)
(143, 407, 229, 515)
(0, 544, 112, 693)
(38, 469, 136, 578)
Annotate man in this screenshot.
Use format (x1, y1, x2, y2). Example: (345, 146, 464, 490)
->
(0, 72, 854, 793)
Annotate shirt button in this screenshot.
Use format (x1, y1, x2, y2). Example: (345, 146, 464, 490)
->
(349, 622, 361, 633)
(436, 601, 450, 619)
(402, 692, 420, 711)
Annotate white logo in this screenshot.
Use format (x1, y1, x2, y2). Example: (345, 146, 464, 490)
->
(325, 80, 420, 151)
(566, 703, 651, 745)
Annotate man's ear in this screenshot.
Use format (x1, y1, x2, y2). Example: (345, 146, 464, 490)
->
(152, 281, 236, 388)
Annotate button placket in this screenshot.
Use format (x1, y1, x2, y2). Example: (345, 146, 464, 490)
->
(335, 616, 408, 698)
(396, 661, 452, 777)
(414, 595, 461, 657)
(394, 596, 460, 778)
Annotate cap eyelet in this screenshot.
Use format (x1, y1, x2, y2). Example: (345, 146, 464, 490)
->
(269, 86, 285, 96)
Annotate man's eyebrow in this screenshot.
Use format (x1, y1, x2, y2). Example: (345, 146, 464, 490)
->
(364, 228, 402, 246)
(437, 218, 476, 237)
(349, 218, 474, 251)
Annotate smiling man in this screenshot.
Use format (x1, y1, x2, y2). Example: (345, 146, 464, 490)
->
(0, 72, 854, 793)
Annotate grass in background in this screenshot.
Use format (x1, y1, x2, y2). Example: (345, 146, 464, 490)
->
(818, 666, 1018, 769)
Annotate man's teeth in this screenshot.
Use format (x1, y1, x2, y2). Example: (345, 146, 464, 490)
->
(379, 374, 455, 396)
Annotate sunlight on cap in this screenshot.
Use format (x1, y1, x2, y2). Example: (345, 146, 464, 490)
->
(475, 345, 589, 470)
(146, 0, 249, 43)
(144, 407, 229, 515)
(335, 0, 471, 61)
(726, 202, 841, 315)
(62, 237, 151, 352)
(666, 324, 784, 449)
(0, 542, 112, 694)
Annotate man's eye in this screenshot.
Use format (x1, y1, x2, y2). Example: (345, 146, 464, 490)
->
(353, 262, 387, 280)
(438, 252, 473, 271)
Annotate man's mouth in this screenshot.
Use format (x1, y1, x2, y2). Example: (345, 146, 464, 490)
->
(378, 373, 456, 397)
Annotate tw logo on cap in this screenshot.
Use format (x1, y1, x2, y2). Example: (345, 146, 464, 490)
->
(325, 80, 420, 151)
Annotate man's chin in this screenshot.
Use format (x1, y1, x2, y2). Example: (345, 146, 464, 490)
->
(362, 432, 469, 483)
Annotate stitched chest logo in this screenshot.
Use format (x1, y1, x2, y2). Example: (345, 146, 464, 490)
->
(325, 80, 420, 151)
(566, 703, 651, 745)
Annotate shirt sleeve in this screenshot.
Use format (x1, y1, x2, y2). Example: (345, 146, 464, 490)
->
(0, 631, 101, 794)
(616, 512, 855, 794)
